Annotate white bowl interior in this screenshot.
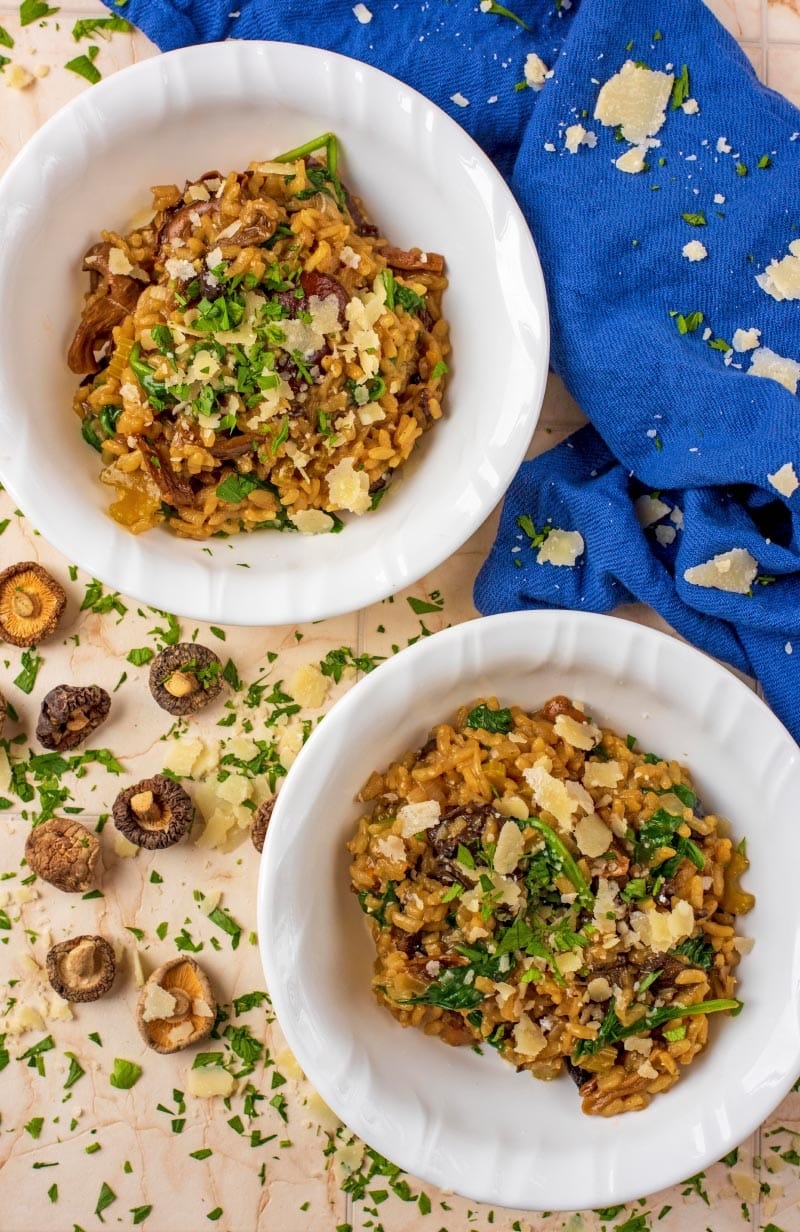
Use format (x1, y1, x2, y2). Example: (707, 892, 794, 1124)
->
(260, 611, 800, 1210)
(0, 41, 547, 624)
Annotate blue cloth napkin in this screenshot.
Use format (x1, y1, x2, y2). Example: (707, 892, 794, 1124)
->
(108, 0, 800, 741)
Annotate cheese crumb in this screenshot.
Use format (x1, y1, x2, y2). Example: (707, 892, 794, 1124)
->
(327, 456, 371, 514)
(165, 258, 197, 282)
(594, 61, 673, 144)
(493, 820, 525, 875)
(537, 529, 584, 567)
(655, 524, 676, 547)
(682, 240, 707, 262)
(397, 800, 441, 838)
(352, 2, 372, 21)
(755, 239, 800, 301)
(292, 508, 335, 535)
(632, 901, 695, 953)
(5, 64, 35, 91)
(564, 124, 597, 154)
(681, 97, 699, 114)
(339, 245, 361, 270)
(108, 247, 133, 276)
(635, 494, 671, 527)
(684, 548, 758, 594)
(289, 662, 330, 709)
(615, 145, 649, 174)
(732, 326, 760, 352)
(450, 92, 470, 108)
(767, 461, 799, 498)
(586, 976, 613, 1002)
(524, 53, 549, 91)
(748, 346, 800, 395)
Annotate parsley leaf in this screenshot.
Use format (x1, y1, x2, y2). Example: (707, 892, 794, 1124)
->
(465, 704, 513, 734)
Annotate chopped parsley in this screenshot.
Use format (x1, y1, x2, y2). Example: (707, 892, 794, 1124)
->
(465, 704, 513, 733)
(109, 1057, 141, 1089)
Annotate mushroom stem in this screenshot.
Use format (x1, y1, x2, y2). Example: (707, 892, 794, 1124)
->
(63, 939, 100, 981)
(163, 988, 192, 1022)
(164, 671, 198, 699)
(12, 589, 40, 619)
(130, 790, 164, 829)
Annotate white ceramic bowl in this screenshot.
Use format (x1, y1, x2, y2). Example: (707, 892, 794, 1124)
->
(259, 610, 800, 1211)
(0, 41, 547, 626)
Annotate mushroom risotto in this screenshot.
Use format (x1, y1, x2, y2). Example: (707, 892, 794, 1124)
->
(348, 695, 754, 1116)
(69, 134, 450, 539)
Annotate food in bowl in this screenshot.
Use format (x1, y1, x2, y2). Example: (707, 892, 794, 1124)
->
(348, 694, 753, 1117)
(69, 133, 450, 539)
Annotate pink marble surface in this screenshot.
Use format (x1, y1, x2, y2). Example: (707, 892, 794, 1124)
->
(0, 2, 799, 1230)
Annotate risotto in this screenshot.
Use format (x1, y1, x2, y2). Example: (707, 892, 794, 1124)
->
(68, 133, 450, 539)
(347, 695, 754, 1116)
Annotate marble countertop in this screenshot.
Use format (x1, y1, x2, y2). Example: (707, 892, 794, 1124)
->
(1, 2, 799, 1229)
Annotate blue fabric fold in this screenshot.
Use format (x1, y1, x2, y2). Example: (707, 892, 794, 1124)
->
(107, 0, 800, 740)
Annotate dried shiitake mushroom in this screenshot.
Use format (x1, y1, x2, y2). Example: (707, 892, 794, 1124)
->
(250, 797, 275, 853)
(36, 684, 111, 751)
(137, 957, 216, 1054)
(46, 935, 116, 1002)
(112, 775, 194, 850)
(25, 817, 100, 892)
(0, 562, 66, 647)
(149, 643, 225, 716)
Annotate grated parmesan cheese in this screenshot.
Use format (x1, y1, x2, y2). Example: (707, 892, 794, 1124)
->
(615, 145, 649, 174)
(583, 760, 623, 789)
(682, 240, 707, 262)
(564, 124, 597, 154)
(553, 713, 600, 751)
(397, 800, 441, 838)
(767, 461, 799, 498)
(524, 53, 550, 91)
(5, 64, 34, 90)
(327, 456, 371, 514)
(681, 97, 699, 114)
(632, 901, 695, 952)
(594, 60, 673, 144)
(523, 764, 579, 830)
(450, 93, 470, 108)
(141, 982, 177, 1022)
(635, 494, 671, 527)
(187, 1066, 235, 1098)
(755, 239, 800, 302)
(574, 813, 613, 858)
(537, 529, 584, 567)
(289, 662, 330, 709)
(748, 346, 800, 395)
(514, 1013, 547, 1058)
(352, 3, 372, 22)
(108, 247, 133, 276)
(732, 327, 760, 353)
(654, 524, 676, 547)
(292, 508, 335, 535)
(375, 834, 406, 864)
(493, 820, 525, 875)
(684, 548, 758, 594)
(586, 976, 612, 1002)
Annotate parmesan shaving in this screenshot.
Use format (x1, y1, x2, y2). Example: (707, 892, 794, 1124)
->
(684, 548, 758, 595)
(767, 461, 799, 498)
(755, 239, 800, 301)
(537, 529, 584, 567)
(748, 346, 800, 395)
(594, 61, 673, 144)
